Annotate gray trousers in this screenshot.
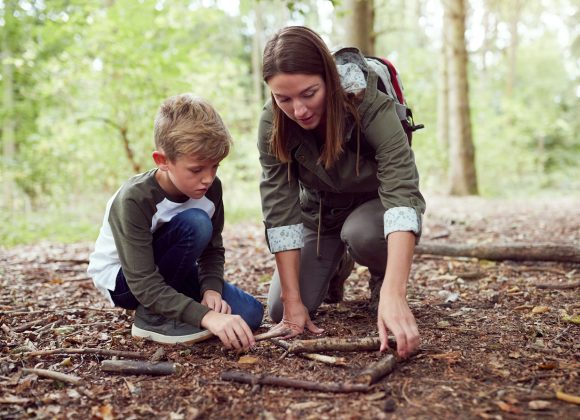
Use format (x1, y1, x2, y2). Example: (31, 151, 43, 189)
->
(267, 198, 388, 322)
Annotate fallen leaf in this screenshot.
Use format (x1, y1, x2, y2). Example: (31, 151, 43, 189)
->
(237, 355, 259, 364)
(508, 352, 521, 359)
(436, 320, 451, 328)
(532, 306, 550, 314)
(365, 391, 386, 401)
(528, 400, 550, 410)
(562, 314, 580, 325)
(495, 401, 522, 414)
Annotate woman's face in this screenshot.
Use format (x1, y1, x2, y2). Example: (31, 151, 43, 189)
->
(267, 73, 326, 130)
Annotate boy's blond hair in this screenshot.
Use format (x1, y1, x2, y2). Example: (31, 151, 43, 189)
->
(154, 94, 232, 162)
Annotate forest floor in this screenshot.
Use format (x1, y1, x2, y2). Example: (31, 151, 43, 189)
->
(1, 196, 579, 419)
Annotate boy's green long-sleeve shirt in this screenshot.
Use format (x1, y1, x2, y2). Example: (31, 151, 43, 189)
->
(87, 169, 225, 327)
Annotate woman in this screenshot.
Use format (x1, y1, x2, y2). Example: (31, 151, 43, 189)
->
(258, 26, 426, 358)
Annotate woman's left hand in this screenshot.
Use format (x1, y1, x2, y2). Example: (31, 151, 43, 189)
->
(377, 293, 419, 358)
(201, 290, 232, 314)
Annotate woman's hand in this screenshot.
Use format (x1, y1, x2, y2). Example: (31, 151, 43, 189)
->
(377, 292, 419, 358)
(201, 290, 231, 314)
(271, 300, 324, 339)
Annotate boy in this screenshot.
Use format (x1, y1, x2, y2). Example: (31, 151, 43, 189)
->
(88, 94, 263, 350)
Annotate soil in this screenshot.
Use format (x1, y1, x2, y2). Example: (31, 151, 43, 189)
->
(1, 196, 579, 419)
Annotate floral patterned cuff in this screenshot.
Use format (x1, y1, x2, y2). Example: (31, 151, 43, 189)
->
(383, 207, 420, 238)
(267, 224, 305, 253)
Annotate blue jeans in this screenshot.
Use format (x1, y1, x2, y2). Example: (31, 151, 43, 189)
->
(110, 208, 263, 330)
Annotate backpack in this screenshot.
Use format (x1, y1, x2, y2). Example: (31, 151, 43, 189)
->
(365, 56, 424, 146)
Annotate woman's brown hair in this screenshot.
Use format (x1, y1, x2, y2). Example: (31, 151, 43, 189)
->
(262, 26, 358, 169)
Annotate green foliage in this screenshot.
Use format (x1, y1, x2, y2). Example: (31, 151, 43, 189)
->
(0, 0, 578, 247)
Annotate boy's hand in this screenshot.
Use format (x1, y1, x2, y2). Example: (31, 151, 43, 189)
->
(200, 311, 255, 350)
(201, 290, 231, 314)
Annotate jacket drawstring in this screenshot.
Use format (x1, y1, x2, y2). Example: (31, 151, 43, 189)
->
(355, 125, 361, 177)
(287, 162, 291, 183)
(317, 195, 322, 257)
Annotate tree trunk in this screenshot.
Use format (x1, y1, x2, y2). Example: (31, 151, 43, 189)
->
(436, 39, 450, 152)
(341, 0, 375, 55)
(2, 2, 17, 210)
(506, 0, 522, 97)
(251, 1, 265, 105)
(444, 0, 478, 195)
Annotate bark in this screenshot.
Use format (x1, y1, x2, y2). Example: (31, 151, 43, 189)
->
(287, 337, 381, 354)
(415, 242, 580, 263)
(101, 360, 179, 376)
(444, 0, 478, 195)
(355, 353, 397, 385)
(251, 1, 264, 105)
(221, 370, 369, 393)
(436, 39, 450, 151)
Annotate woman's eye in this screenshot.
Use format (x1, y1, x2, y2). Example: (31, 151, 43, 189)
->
(303, 91, 315, 98)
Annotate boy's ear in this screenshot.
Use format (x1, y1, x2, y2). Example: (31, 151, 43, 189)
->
(152, 151, 169, 170)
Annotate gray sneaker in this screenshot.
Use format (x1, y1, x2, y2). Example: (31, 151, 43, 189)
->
(131, 305, 213, 344)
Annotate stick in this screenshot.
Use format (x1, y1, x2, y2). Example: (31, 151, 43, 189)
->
(22, 347, 147, 359)
(21, 368, 82, 385)
(221, 370, 369, 393)
(253, 328, 292, 342)
(355, 354, 397, 385)
(270, 339, 347, 366)
(287, 337, 381, 354)
(556, 391, 580, 405)
(534, 281, 580, 290)
(101, 360, 179, 376)
(415, 242, 580, 263)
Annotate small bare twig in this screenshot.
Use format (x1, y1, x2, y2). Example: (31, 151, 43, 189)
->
(22, 368, 82, 385)
(221, 370, 369, 393)
(534, 281, 580, 290)
(270, 339, 347, 366)
(355, 353, 397, 385)
(21, 347, 147, 359)
(254, 328, 291, 342)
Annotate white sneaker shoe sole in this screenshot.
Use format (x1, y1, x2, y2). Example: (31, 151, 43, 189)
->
(131, 324, 213, 344)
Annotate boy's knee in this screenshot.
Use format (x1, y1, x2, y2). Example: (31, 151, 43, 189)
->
(175, 209, 212, 241)
(246, 302, 264, 331)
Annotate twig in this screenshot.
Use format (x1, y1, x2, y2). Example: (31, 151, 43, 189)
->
(270, 339, 347, 366)
(21, 347, 147, 359)
(287, 337, 381, 354)
(101, 360, 179, 376)
(22, 368, 81, 385)
(534, 281, 580, 290)
(221, 370, 369, 393)
(556, 391, 580, 405)
(12, 315, 54, 332)
(355, 354, 397, 385)
(254, 328, 291, 342)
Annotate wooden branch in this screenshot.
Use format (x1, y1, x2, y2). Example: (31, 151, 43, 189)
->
(254, 328, 291, 342)
(415, 242, 580, 263)
(535, 281, 580, 290)
(355, 354, 397, 385)
(22, 347, 147, 359)
(221, 370, 369, 393)
(101, 360, 179, 376)
(22, 368, 82, 385)
(270, 339, 347, 366)
(287, 337, 381, 354)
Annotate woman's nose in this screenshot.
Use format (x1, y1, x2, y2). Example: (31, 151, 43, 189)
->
(293, 101, 307, 117)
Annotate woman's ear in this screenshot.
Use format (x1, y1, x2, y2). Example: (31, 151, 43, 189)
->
(152, 150, 169, 170)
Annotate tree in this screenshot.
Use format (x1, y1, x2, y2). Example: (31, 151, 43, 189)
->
(442, 0, 478, 195)
(338, 0, 375, 54)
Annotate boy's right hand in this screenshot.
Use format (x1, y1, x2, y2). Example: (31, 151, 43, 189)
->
(200, 311, 255, 351)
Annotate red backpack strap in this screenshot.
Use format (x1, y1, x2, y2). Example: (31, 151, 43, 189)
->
(378, 57, 405, 105)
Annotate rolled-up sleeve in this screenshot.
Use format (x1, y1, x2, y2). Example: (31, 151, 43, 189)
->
(258, 104, 305, 253)
(360, 89, 426, 242)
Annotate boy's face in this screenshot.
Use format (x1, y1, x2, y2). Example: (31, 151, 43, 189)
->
(154, 151, 220, 200)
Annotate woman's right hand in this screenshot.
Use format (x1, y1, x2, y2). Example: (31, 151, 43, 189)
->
(271, 300, 324, 338)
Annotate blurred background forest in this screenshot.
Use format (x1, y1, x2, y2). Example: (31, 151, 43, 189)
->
(0, 0, 578, 246)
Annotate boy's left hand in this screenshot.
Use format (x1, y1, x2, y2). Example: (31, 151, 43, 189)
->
(202, 290, 231, 314)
